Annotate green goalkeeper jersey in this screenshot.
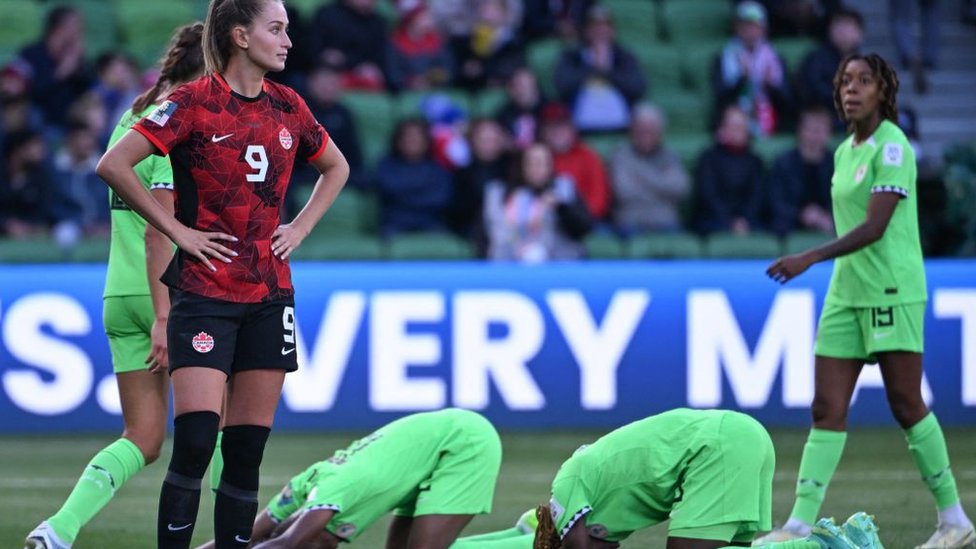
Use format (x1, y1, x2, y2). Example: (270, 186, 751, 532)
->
(825, 119, 926, 307)
(103, 107, 175, 299)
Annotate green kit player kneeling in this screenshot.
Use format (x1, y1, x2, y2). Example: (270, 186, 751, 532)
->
(451, 408, 884, 549)
(196, 408, 501, 549)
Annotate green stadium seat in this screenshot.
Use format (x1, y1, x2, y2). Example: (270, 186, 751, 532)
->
(289, 0, 333, 18)
(115, 1, 197, 68)
(704, 231, 782, 258)
(667, 133, 711, 171)
(0, 0, 42, 53)
(771, 37, 818, 74)
(292, 234, 384, 261)
(633, 44, 683, 93)
(472, 88, 508, 118)
(0, 238, 67, 264)
(681, 41, 723, 94)
(655, 92, 710, 135)
(603, 0, 658, 46)
(628, 232, 703, 259)
(388, 232, 474, 260)
(661, 0, 733, 45)
(527, 38, 566, 98)
(753, 134, 796, 165)
(585, 233, 627, 259)
(305, 188, 377, 237)
(341, 92, 395, 169)
(394, 89, 472, 119)
(784, 231, 833, 255)
(583, 133, 627, 163)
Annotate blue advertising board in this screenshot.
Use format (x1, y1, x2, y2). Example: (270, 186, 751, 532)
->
(0, 260, 973, 432)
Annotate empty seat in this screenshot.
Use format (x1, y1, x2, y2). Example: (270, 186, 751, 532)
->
(661, 0, 733, 45)
(115, 1, 196, 67)
(628, 232, 703, 259)
(341, 92, 395, 169)
(527, 38, 566, 98)
(704, 231, 781, 258)
(603, 0, 658, 46)
(585, 233, 627, 259)
(292, 234, 384, 261)
(387, 232, 474, 260)
(0, 1, 42, 53)
(784, 231, 833, 255)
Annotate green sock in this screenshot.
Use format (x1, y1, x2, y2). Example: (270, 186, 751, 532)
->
(47, 438, 145, 543)
(209, 430, 224, 496)
(746, 538, 824, 548)
(450, 532, 533, 548)
(790, 428, 847, 525)
(905, 412, 960, 509)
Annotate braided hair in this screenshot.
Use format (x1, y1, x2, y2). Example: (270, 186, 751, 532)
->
(533, 504, 562, 549)
(131, 22, 205, 115)
(832, 53, 900, 129)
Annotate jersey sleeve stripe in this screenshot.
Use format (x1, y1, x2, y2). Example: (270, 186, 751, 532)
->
(559, 506, 593, 540)
(133, 124, 171, 156)
(307, 134, 330, 163)
(306, 503, 341, 513)
(871, 185, 909, 197)
(149, 182, 174, 191)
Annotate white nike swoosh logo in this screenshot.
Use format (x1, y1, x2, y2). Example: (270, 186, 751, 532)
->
(235, 535, 251, 543)
(874, 332, 893, 339)
(211, 133, 233, 143)
(167, 523, 192, 531)
(281, 347, 295, 356)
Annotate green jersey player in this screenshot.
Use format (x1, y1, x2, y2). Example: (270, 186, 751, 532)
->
(25, 23, 214, 549)
(763, 53, 973, 549)
(450, 408, 883, 549)
(196, 408, 502, 549)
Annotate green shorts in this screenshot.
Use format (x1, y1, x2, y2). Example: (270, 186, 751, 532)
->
(103, 295, 154, 374)
(815, 301, 925, 363)
(667, 413, 775, 541)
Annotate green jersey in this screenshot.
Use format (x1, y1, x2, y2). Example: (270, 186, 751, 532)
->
(266, 409, 501, 541)
(103, 107, 175, 299)
(825, 120, 926, 307)
(548, 408, 774, 542)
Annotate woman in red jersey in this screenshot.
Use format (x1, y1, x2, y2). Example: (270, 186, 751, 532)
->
(96, 1, 349, 548)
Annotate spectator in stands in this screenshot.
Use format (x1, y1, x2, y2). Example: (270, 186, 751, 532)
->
(421, 93, 471, 170)
(65, 91, 109, 149)
(495, 66, 546, 149)
(91, 53, 141, 145)
(610, 104, 691, 236)
(799, 8, 863, 129)
(713, 1, 790, 137)
(300, 64, 365, 192)
(0, 130, 58, 238)
(0, 63, 42, 153)
(428, 0, 523, 44)
(538, 102, 612, 223)
(554, 5, 646, 133)
(484, 142, 592, 262)
(521, 0, 595, 41)
(16, 6, 92, 130)
(452, 0, 526, 91)
(374, 118, 453, 237)
(450, 117, 512, 249)
(50, 121, 109, 242)
(890, 0, 940, 93)
(387, 4, 453, 92)
(768, 107, 834, 236)
(694, 105, 766, 235)
(310, 0, 388, 91)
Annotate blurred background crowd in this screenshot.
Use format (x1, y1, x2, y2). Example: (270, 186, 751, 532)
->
(0, 0, 974, 262)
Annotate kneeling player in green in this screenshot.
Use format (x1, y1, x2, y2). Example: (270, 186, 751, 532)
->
(451, 408, 883, 549)
(198, 408, 501, 549)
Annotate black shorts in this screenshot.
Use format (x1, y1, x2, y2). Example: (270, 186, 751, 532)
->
(167, 288, 299, 375)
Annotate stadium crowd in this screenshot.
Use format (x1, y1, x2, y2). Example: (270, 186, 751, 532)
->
(0, 0, 972, 260)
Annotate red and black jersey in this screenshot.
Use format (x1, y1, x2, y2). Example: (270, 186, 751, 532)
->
(134, 74, 329, 303)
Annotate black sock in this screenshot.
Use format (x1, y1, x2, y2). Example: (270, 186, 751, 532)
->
(158, 411, 219, 549)
(214, 425, 270, 549)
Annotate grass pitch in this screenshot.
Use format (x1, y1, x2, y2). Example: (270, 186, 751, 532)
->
(2, 427, 975, 548)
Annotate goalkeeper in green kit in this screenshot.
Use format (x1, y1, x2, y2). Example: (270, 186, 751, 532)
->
(196, 408, 502, 549)
(451, 408, 883, 549)
(761, 53, 974, 549)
